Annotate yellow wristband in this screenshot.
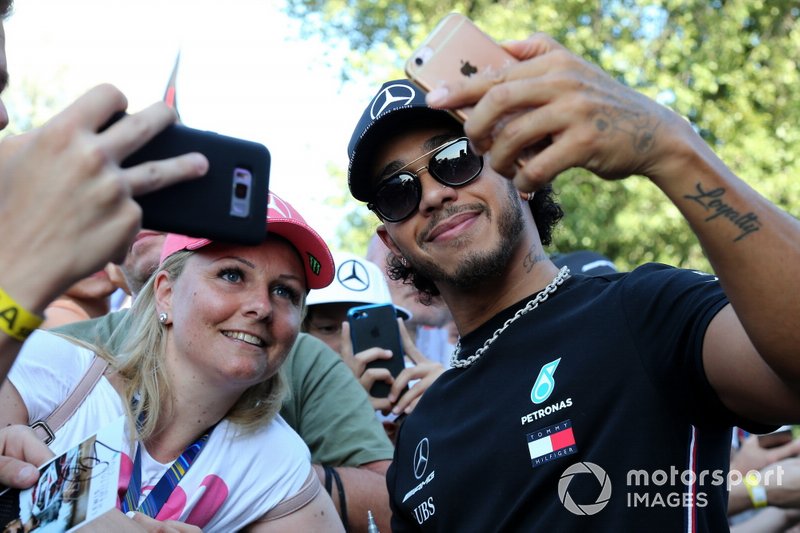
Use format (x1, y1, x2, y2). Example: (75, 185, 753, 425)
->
(744, 471, 768, 509)
(0, 286, 44, 341)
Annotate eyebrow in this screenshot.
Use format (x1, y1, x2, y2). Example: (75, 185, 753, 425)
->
(375, 133, 460, 183)
(222, 256, 256, 269)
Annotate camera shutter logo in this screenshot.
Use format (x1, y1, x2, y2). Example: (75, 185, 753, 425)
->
(558, 461, 612, 516)
(413, 438, 430, 480)
(370, 83, 416, 119)
(337, 259, 370, 293)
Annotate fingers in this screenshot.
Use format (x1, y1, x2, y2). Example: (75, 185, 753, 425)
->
(100, 102, 176, 161)
(129, 512, 202, 532)
(340, 322, 355, 359)
(0, 456, 39, 488)
(124, 153, 208, 197)
(397, 319, 429, 365)
(360, 367, 393, 391)
(769, 439, 800, 462)
(0, 426, 54, 466)
(424, 33, 567, 120)
(391, 383, 426, 415)
(501, 33, 566, 61)
(100, 103, 208, 196)
(389, 363, 445, 414)
(50, 83, 128, 132)
(0, 425, 55, 489)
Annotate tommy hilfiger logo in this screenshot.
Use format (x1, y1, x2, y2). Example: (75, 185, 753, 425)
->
(527, 419, 577, 468)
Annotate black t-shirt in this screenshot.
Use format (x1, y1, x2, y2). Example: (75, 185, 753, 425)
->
(387, 264, 768, 532)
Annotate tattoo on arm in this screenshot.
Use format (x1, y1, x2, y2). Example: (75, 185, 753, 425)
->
(582, 69, 661, 154)
(683, 183, 762, 241)
(523, 247, 547, 273)
(590, 105, 659, 153)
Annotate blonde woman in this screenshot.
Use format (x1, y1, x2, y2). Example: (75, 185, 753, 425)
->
(0, 193, 344, 532)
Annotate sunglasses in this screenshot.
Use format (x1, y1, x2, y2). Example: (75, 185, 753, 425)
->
(367, 137, 483, 222)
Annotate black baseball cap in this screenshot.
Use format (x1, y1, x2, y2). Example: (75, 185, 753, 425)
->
(347, 79, 459, 202)
(551, 250, 619, 276)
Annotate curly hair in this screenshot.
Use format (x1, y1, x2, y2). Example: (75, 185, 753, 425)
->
(386, 184, 563, 303)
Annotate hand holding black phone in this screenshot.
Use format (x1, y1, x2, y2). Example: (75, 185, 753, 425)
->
(103, 112, 271, 245)
(347, 303, 408, 399)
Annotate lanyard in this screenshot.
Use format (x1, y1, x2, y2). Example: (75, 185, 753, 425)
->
(120, 425, 216, 517)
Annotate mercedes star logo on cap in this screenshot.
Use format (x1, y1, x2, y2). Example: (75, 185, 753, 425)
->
(370, 83, 416, 119)
(337, 259, 370, 292)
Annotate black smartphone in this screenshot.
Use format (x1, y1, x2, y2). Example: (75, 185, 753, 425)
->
(108, 113, 270, 245)
(347, 303, 408, 399)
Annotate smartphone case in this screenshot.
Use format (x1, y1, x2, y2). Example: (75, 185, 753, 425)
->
(123, 123, 270, 245)
(347, 303, 407, 398)
(405, 12, 517, 123)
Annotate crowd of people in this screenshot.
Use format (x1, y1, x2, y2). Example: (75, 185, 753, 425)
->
(0, 0, 799, 531)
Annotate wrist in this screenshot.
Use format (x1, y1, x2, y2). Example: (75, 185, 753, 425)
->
(744, 471, 768, 509)
(0, 259, 63, 315)
(0, 285, 45, 341)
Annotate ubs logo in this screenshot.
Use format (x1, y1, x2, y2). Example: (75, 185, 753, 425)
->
(413, 438, 430, 480)
(337, 259, 370, 292)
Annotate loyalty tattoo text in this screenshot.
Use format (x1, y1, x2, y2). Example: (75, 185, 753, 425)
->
(684, 183, 761, 241)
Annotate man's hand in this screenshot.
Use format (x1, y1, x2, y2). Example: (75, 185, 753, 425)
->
(424, 33, 689, 192)
(0, 84, 208, 314)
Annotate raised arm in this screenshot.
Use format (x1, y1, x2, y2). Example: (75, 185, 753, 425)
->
(0, 84, 207, 381)
(425, 33, 800, 423)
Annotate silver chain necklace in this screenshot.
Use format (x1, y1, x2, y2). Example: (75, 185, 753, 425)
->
(450, 266, 572, 369)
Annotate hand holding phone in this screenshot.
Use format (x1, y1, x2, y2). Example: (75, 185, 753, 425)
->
(405, 12, 517, 124)
(347, 303, 408, 399)
(103, 112, 270, 245)
(405, 13, 540, 172)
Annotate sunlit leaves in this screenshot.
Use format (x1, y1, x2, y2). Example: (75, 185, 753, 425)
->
(285, 0, 800, 270)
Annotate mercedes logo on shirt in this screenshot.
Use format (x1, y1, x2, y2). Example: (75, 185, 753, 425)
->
(413, 438, 430, 480)
(370, 83, 416, 119)
(337, 259, 370, 292)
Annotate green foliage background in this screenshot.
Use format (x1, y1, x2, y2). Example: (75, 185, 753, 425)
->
(286, 0, 800, 271)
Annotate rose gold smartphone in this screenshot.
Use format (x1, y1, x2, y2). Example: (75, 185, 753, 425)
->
(405, 12, 517, 123)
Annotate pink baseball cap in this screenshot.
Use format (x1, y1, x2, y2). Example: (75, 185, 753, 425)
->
(159, 192, 334, 290)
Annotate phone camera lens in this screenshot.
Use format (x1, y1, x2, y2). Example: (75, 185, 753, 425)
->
(234, 183, 249, 199)
(414, 56, 423, 66)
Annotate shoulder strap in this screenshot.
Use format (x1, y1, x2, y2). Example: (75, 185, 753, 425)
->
(31, 356, 109, 444)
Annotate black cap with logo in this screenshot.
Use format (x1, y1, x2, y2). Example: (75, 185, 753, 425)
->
(551, 250, 619, 276)
(347, 79, 458, 202)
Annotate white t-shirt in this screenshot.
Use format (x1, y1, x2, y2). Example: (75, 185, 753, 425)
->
(9, 330, 313, 532)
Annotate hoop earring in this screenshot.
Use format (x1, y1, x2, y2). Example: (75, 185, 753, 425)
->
(158, 312, 168, 324)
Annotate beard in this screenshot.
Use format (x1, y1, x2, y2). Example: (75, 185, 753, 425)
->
(408, 181, 525, 290)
